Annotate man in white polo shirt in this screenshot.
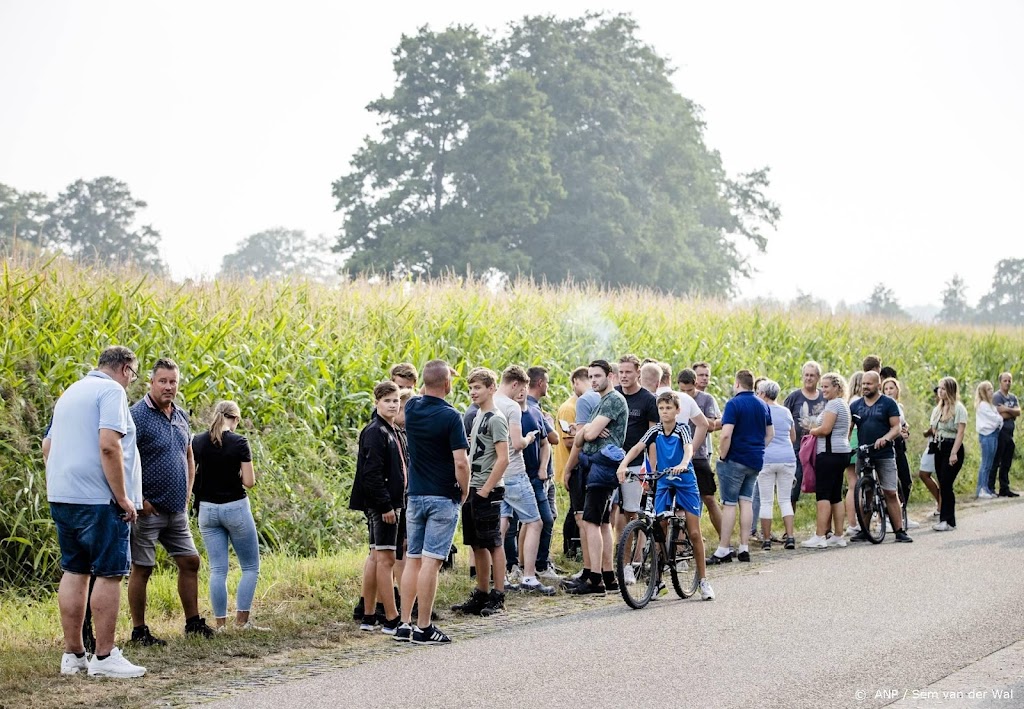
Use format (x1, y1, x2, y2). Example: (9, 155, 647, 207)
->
(45, 346, 146, 679)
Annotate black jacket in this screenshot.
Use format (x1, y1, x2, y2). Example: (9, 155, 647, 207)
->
(349, 412, 407, 513)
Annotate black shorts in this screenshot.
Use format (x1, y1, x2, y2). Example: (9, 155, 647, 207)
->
(693, 458, 716, 497)
(462, 487, 503, 550)
(815, 453, 848, 505)
(366, 508, 405, 560)
(568, 464, 587, 514)
(582, 486, 614, 526)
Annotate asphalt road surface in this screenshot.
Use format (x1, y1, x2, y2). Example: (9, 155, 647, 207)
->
(208, 500, 1024, 709)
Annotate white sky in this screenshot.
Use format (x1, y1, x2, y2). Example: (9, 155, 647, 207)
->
(1, 0, 1022, 309)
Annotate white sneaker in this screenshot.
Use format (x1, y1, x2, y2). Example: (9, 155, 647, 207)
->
(699, 578, 715, 601)
(87, 647, 146, 678)
(931, 508, 940, 517)
(537, 566, 562, 582)
(826, 535, 847, 548)
(61, 652, 89, 675)
(844, 525, 860, 537)
(978, 490, 996, 499)
(801, 535, 828, 549)
(505, 564, 523, 587)
(623, 564, 636, 585)
(239, 621, 270, 631)
(932, 521, 951, 532)
(906, 519, 920, 529)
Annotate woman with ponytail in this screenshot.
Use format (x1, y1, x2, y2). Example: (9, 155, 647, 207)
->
(193, 401, 266, 631)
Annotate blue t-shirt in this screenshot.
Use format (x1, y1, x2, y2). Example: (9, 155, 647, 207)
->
(575, 390, 601, 425)
(527, 395, 554, 478)
(405, 394, 470, 501)
(763, 404, 797, 465)
(46, 370, 142, 506)
(849, 395, 901, 460)
(131, 394, 192, 513)
(521, 402, 545, 478)
(721, 391, 773, 471)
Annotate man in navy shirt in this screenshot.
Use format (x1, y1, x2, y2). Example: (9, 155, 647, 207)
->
(849, 371, 912, 543)
(709, 369, 773, 564)
(396, 359, 469, 645)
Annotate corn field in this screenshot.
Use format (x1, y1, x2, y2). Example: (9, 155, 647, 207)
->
(2, 257, 1022, 591)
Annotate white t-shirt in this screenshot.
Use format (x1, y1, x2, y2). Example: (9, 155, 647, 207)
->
(493, 393, 527, 477)
(655, 386, 702, 425)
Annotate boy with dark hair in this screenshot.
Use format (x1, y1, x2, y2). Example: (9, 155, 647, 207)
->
(350, 381, 408, 633)
(618, 392, 715, 600)
(452, 368, 510, 616)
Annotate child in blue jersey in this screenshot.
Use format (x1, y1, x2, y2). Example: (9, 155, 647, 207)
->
(618, 392, 715, 600)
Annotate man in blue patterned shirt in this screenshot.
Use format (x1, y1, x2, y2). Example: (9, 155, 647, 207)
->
(127, 358, 214, 644)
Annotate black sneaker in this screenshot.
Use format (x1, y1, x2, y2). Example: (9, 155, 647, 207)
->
(480, 590, 506, 617)
(392, 623, 412, 642)
(129, 624, 167, 647)
(567, 578, 605, 596)
(373, 602, 387, 625)
(359, 614, 379, 631)
(849, 531, 870, 543)
(185, 617, 215, 639)
(784, 536, 796, 550)
(706, 553, 732, 565)
(762, 540, 771, 551)
(737, 550, 751, 562)
(451, 589, 489, 615)
(352, 596, 365, 622)
(380, 616, 402, 635)
(411, 624, 451, 645)
(894, 530, 913, 543)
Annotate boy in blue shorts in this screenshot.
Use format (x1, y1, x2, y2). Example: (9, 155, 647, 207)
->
(618, 392, 715, 601)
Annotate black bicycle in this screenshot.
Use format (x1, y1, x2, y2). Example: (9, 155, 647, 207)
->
(853, 444, 888, 544)
(615, 471, 699, 609)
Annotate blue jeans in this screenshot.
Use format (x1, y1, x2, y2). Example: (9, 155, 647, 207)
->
(502, 478, 555, 571)
(717, 459, 759, 506)
(977, 430, 999, 495)
(199, 497, 261, 617)
(406, 495, 460, 561)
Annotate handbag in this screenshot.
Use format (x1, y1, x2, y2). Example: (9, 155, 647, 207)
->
(799, 434, 817, 493)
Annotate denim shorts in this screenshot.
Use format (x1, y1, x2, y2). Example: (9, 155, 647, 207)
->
(50, 501, 131, 577)
(130, 510, 199, 566)
(500, 473, 541, 523)
(406, 495, 461, 561)
(716, 459, 759, 505)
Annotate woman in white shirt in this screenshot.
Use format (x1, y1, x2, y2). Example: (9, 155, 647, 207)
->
(974, 381, 1002, 499)
(928, 377, 968, 531)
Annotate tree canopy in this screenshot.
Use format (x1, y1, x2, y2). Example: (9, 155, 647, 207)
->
(333, 13, 779, 296)
(220, 228, 337, 280)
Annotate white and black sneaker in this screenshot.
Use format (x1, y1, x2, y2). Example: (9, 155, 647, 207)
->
(411, 624, 451, 645)
(60, 652, 89, 675)
(392, 623, 413, 642)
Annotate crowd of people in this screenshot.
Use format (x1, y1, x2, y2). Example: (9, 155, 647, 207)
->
(44, 347, 1021, 672)
(346, 354, 1021, 644)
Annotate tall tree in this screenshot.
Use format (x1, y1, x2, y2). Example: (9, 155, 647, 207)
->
(976, 258, 1024, 326)
(866, 283, 909, 319)
(44, 177, 165, 274)
(220, 228, 336, 280)
(936, 275, 972, 323)
(333, 14, 778, 295)
(0, 184, 50, 255)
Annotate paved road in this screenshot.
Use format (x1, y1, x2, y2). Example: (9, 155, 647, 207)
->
(208, 500, 1024, 709)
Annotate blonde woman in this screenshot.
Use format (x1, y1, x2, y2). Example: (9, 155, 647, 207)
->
(844, 371, 864, 539)
(928, 378, 968, 531)
(803, 373, 851, 548)
(974, 381, 1001, 499)
(193, 401, 265, 630)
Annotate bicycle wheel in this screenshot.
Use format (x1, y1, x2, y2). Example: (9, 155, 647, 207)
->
(667, 520, 699, 598)
(616, 518, 658, 609)
(854, 476, 885, 543)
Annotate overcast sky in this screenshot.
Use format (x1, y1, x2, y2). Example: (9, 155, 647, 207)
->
(2, 0, 1022, 309)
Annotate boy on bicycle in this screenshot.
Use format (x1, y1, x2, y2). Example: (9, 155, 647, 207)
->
(618, 392, 715, 600)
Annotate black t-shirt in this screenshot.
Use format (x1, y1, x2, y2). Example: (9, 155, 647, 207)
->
(615, 386, 659, 467)
(405, 395, 470, 501)
(850, 395, 901, 460)
(192, 430, 252, 504)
